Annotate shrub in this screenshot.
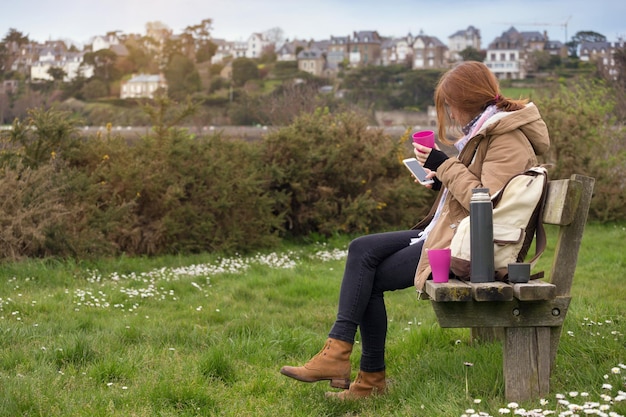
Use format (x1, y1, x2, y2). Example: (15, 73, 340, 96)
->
(0, 163, 66, 259)
(535, 76, 626, 221)
(261, 108, 434, 237)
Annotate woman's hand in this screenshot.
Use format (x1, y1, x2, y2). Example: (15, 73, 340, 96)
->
(413, 143, 432, 165)
(414, 168, 437, 189)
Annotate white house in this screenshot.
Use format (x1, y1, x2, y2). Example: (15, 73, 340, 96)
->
(245, 33, 270, 59)
(448, 26, 481, 61)
(30, 51, 94, 82)
(92, 34, 120, 52)
(120, 74, 167, 99)
(412, 32, 448, 69)
(484, 27, 546, 79)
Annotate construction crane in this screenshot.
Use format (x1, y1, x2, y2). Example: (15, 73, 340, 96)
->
(496, 16, 572, 43)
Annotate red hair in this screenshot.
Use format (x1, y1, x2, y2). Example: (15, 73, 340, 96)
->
(434, 61, 528, 145)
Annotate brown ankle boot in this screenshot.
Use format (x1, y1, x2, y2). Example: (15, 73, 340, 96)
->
(280, 338, 353, 389)
(325, 370, 386, 400)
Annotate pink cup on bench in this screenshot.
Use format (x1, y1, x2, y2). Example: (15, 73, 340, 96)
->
(428, 248, 451, 283)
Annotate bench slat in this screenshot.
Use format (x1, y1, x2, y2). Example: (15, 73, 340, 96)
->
(424, 279, 471, 301)
(472, 281, 513, 301)
(430, 297, 571, 328)
(542, 179, 582, 226)
(425, 279, 553, 302)
(513, 280, 556, 301)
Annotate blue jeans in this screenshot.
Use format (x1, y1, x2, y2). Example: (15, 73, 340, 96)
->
(328, 230, 424, 372)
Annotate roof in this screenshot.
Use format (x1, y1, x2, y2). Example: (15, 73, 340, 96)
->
(352, 31, 381, 43)
(580, 41, 612, 50)
(414, 34, 446, 47)
(331, 36, 350, 44)
(449, 25, 480, 38)
(297, 48, 325, 59)
(127, 74, 163, 83)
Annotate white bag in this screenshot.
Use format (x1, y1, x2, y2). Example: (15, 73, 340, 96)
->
(450, 166, 548, 281)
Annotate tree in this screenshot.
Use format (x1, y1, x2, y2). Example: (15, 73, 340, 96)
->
(47, 67, 67, 83)
(527, 50, 554, 72)
(1, 28, 30, 75)
(182, 19, 215, 64)
(123, 37, 159, 73)
(459, 47, 485, 62)
(82, 49, 119, 83)
(81, 79, 109, 100)
(196, 40, 217, 64)
(2, 28, 29, 45)
(568, 30, 607, 57)
(163, 53, 201, 99)
(232, 57, 259, 87)
(263, 27, 285, 47)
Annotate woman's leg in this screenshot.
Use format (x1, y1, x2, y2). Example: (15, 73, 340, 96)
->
(328, 230, 423, 363)
(280, 230, 422, 389)
(358, 239, 423, 372)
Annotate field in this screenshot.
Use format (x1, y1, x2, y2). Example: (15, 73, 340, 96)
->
(0, 222, 624, 416)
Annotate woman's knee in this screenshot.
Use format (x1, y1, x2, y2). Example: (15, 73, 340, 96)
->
(348, 234, 376, 255)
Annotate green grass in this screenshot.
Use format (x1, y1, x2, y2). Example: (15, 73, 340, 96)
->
(0, 223, 624, 416)
(501, 87, 537, 100)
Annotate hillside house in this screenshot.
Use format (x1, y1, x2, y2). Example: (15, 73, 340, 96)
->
(580, 38, 625, 80)
(412, 31, 448, 69)
(297, 48, 326, 77)
(327, 35, 350, 71)
(92, 34, 120, 52)
(276, 39, 309, 61)
(120, 74, 167, 99)
(245, 33, 271, 58)
(381, 35, 414, 67)
(484, 27, 547, 79)
(350, 31, 382, 67)
(448, 26, 481, 62)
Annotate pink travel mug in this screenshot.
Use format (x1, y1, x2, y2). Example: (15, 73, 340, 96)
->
(412, 130, 435, 153)
(427, 248, 451, 283)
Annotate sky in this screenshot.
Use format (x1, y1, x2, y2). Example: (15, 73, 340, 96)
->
(2, 0, 625, 48)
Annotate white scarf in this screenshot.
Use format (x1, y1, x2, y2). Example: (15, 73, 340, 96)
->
(412, 105, 500, 246)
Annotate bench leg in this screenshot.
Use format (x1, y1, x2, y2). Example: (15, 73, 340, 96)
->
(550, 325, 564, 373)
(503, 327, 551, 402)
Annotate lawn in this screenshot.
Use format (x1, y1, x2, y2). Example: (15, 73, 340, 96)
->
(0, 222, 624, 416)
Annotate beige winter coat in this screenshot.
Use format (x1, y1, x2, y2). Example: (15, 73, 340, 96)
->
(413, 103, 550, 292)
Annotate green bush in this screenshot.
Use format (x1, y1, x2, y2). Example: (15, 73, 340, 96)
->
(535, 76, 626, 221)
(262, 108, 434, 237)
(0, 82, 624, 261)
(64, 124, 282, 257)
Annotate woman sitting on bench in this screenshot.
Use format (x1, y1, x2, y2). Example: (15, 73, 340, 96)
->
(279, 61, 551, 400)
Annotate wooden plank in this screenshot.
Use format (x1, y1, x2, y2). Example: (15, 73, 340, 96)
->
(471, 281, 513, 301)
(513, 281, 557, 301)
(542, 179, 581, 226)
(549, 175, 595, 297)
(430, 297, 571, 328)
(424, 279, 472, 301)
(503, 327, 551, 402)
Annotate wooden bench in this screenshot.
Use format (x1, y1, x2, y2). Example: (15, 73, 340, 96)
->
(422, 174, 595, 402)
